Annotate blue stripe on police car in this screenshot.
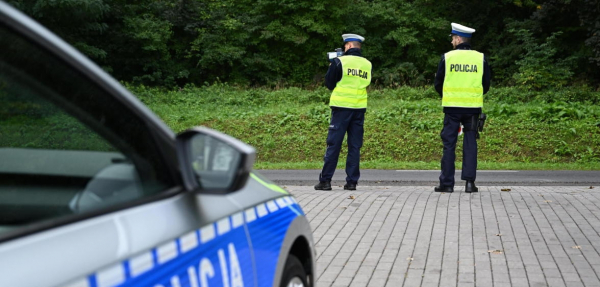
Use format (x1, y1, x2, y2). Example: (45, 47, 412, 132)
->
(61, 196, 302, 287)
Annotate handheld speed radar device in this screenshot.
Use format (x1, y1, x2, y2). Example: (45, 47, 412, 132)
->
(327, 48, 343, 62)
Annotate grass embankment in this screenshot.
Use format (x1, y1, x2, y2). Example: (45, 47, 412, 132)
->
(130, 84, 600, 170)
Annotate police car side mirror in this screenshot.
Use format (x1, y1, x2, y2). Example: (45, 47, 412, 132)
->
(176, 127, 256, 193)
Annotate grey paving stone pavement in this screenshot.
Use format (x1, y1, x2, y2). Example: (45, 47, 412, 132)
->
(286, 185, 600, 287)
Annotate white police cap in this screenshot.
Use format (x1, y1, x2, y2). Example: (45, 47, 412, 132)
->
(342, 34, 365, 43)
(451, 23, 475, 38)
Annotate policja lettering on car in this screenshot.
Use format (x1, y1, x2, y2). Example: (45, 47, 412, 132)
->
(155, 242, 244, 287)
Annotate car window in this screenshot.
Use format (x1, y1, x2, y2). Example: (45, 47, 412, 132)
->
(0, 22, 175, 236)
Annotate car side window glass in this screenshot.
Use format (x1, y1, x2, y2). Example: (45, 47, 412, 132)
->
(0, 23, 174, 237)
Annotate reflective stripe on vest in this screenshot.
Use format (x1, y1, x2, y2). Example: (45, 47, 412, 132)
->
(442, 50, 484, 108)
(330, 56, 372, 109)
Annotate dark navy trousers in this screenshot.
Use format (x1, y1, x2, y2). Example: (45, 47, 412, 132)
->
(439, 113, 478, 187)
(319, 108, 365, 184)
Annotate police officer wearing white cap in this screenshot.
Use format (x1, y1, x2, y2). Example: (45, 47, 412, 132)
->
(315, 33, 372, 191)
(434, 23, 491, 193)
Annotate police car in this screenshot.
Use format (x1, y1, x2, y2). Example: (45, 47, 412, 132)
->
(0, 2, 315, 287)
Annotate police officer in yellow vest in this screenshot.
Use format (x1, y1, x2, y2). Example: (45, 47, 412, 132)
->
(315, 34, 372, 191)
(434, 23, 491, 193)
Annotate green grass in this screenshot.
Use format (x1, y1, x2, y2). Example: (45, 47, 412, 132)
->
(4, 83, 598, 170)
(121, 84, 600, 170)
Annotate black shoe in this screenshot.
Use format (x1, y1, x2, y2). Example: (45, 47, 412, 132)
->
(314, 181, 332, 190)
(465, 181, 478, 193)
(434, 185, 454, 193)
(344, 183, 357, 190)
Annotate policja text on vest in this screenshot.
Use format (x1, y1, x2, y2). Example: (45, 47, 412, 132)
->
(449, 64, 478, 73)
(347, 68, 369, 79)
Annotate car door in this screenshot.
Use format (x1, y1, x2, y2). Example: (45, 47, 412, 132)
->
(0, 2, 256, 287)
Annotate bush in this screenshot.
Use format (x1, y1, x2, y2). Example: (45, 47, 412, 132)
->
(511, 29, 575, 91)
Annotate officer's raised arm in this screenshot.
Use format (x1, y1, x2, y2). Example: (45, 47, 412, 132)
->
(325, 58, 342, 91)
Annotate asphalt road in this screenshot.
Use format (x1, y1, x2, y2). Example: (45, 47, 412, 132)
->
(257, 169, 600, 186)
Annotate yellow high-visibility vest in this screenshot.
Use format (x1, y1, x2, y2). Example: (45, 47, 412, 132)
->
(330, 56, 372, 109)
(442, 50, 484, 108)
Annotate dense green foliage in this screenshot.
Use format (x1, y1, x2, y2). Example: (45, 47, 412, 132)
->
(8, 0, 600, 89)
(131, 84, 600, 168)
